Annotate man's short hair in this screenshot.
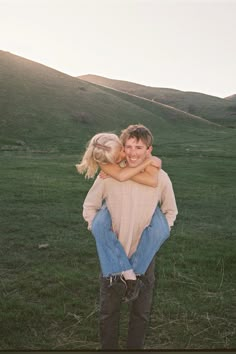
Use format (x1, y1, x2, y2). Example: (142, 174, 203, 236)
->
(120, 124, 153, 148)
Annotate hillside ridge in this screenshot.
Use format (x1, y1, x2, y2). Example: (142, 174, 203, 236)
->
(79, 76, 221, 127)
(0, 51, 229, 153)
(79, 74, 236, 127)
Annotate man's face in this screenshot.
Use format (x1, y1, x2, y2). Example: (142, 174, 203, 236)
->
(124, 137, 152, 167)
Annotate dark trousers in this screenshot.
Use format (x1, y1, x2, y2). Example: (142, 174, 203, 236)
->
(99, 257, 156, 349)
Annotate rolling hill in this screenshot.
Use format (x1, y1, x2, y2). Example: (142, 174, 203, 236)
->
(0, 51, 232, 155)
(79, 74, 236, 128)
(225, 94, 236, 102)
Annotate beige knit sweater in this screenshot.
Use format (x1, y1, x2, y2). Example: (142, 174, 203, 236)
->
(83, 169, 178, 257)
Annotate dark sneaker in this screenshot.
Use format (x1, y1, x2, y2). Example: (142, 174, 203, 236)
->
(107, 275, 127, 298)
(123, 278, 143, 303)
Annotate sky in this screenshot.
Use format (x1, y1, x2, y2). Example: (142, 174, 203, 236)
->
(1, 0, 236, 98)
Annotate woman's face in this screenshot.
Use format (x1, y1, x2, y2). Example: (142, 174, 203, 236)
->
(115, 147, 126, 164)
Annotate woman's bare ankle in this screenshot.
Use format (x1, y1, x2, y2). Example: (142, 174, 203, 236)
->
(122, 269, 136, 280)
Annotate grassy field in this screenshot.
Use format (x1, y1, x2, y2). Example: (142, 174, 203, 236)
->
(0, 130, 235, 350)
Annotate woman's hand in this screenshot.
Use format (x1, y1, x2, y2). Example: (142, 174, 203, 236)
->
(99, 170, 110, 179)
(150, 156, 162, 169)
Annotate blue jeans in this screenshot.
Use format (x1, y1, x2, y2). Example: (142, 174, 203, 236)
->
(91, 205, 170, 277)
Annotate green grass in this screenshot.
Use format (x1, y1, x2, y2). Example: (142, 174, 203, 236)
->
(0, 132, 235, 350)
(0, 153, 99, 349)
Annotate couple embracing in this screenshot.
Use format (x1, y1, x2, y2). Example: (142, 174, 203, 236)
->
(76, 124, 178, 350)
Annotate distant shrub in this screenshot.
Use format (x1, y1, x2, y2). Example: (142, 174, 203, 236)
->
(188, 104, 197, 114)
(71, 111, 92, 124)
(227, 105, 236, 115)
(79, 86, 86, 91)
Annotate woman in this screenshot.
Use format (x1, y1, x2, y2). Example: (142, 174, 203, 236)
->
(76, 132, 169, 302)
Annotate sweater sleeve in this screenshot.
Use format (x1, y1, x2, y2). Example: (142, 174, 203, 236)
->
(159, 172, 178, 229)
(83, 177, 105, 230)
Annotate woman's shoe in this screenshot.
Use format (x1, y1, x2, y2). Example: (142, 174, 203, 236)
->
(123, 278, 143, 303)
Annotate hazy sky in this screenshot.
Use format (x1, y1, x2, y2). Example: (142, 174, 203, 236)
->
(1, 0, 235, 98)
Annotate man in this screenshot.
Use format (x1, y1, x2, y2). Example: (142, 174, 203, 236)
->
(83, 124, 178, 349)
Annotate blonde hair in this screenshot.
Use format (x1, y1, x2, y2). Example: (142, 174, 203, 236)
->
(76, 133, 122, 178)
